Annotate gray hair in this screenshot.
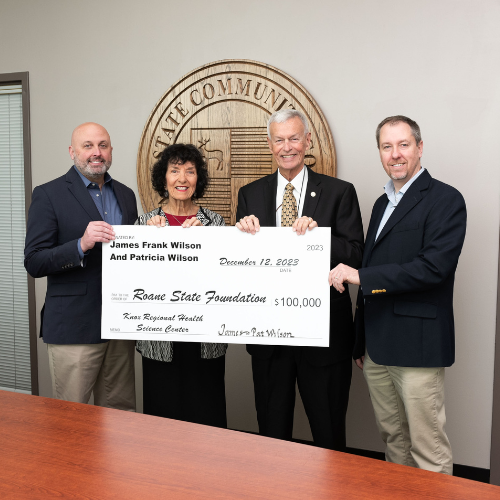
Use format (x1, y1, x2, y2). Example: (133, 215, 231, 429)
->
(267, 109, 310, 138)
(376, 115, 422, 148)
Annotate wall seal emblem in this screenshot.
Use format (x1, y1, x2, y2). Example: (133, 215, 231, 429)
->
(137, 59, 336, 225)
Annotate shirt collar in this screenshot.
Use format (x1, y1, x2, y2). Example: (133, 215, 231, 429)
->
(383, 167, 425, 205)
(73, 165, 113, 187)
(277, 165, 306, 193)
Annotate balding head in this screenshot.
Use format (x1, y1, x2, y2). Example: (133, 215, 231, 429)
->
(71, 122, 111, 149)
(69, 122, 113, 185)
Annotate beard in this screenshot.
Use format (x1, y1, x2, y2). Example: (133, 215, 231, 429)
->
(74, 155, 112, 180)
(390, 172, 408, 181)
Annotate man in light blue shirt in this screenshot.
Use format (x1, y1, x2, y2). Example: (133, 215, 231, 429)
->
(330, 116, 466, 474)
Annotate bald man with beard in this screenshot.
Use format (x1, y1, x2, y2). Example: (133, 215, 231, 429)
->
(25, 123, 138, 410)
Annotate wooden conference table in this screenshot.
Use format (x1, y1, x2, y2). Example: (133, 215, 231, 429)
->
(1, 390, 500, 499)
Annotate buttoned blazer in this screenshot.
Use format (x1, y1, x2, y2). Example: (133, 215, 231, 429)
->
(24, 167, 138, 344)
(354, 169, 467, 367)
(236, 167, 364, 366)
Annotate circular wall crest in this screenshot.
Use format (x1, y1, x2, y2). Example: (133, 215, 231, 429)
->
(137, 59, 336, 225)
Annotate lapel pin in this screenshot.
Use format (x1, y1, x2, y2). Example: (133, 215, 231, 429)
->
(311, 192, 316, 197)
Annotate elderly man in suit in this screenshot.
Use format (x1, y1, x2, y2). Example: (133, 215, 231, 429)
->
(25, 122, 138, 410)
(236, 109, 364, 451)
(330, 115, 466, 474)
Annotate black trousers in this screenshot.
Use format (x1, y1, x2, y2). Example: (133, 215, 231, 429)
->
(142, 342, 227, 428)
(251, 346, 352, 451)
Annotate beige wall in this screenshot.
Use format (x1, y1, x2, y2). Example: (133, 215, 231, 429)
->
(2, 0, 499, 469)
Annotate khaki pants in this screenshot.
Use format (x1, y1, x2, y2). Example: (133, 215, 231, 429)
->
(47, 340, 136, 411)
(363, 351, 452, 475)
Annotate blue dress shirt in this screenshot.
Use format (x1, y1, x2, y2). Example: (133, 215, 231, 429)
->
(375, 167, 426, 241)
(74, 165, 122, 259)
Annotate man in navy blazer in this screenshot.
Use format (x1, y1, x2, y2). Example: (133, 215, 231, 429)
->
(236, 110, 364, 451)
(25, 123, 138, 410)
(330, 116, 466, 474)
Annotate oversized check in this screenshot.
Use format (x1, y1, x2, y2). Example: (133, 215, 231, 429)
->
(102, 226, 331, 346)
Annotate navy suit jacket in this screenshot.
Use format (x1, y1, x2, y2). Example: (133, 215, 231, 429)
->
(236, 168, 364, 366)
(24, 167, 138, 344)
(354, 169, 466, 367)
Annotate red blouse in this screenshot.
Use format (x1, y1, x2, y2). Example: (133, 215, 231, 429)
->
(165, 213, 196, 226)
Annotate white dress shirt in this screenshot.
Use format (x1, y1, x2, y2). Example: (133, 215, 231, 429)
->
(275, 166, 308, 227)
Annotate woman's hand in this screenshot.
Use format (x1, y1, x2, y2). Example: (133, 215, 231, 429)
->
(147, 215, 166, 227)
(182, 217, 201, 228)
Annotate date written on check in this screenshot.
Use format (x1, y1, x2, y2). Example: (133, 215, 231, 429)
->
(102, 226, 331, 347)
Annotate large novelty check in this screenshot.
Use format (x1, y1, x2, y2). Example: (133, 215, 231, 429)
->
(101, 226, 331, 346)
